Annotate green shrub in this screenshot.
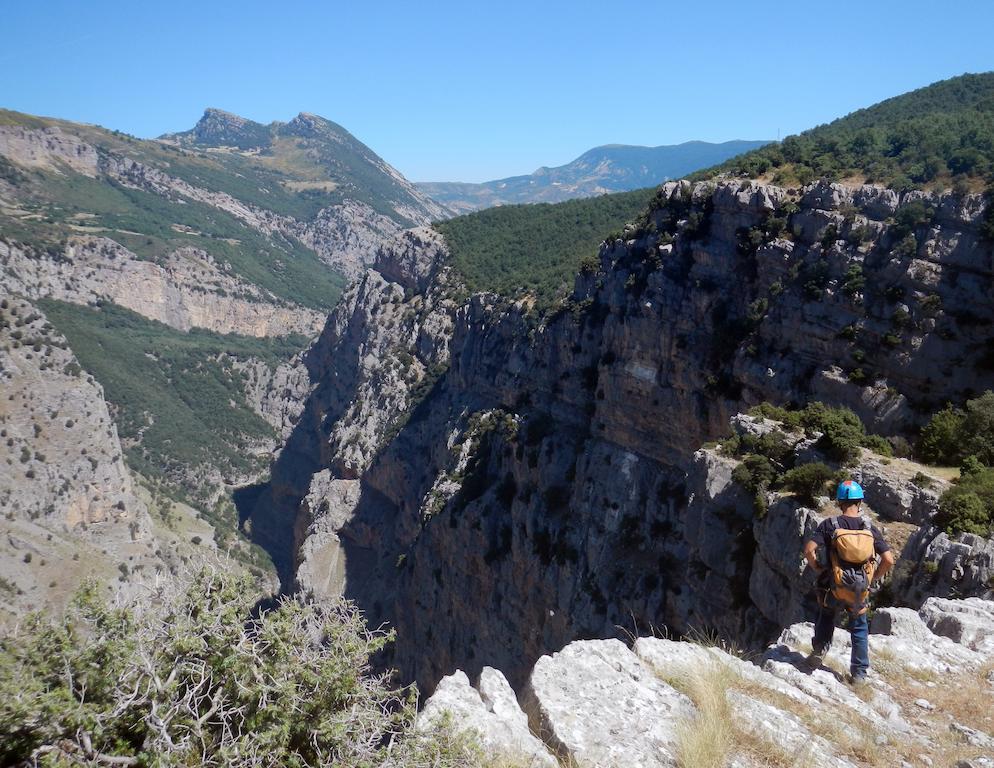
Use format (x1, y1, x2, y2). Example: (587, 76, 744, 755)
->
(917, 392, 994, 466)
(861, 433, 893, 457)
(0, 569, 481, 767)
(936, 462, 994, 536)
(961, 455, 985, 478)
(732, 455, 777, 517)
(813, 407, 866, 464)
(918, 404, 966, 464)
(960, 391, 994, 465)
(936, 489, 992, 537)
(737, 429, 793, 467)
(779, 462, 839, 505)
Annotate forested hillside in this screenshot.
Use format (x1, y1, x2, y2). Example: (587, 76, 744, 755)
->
(433, 188, 654, 307)
(694, 73, 994, 190)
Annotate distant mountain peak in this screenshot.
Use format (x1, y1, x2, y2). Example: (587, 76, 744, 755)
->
(168, 108, 271, 150)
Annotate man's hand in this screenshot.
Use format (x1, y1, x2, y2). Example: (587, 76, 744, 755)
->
(803, 539, 823, 574)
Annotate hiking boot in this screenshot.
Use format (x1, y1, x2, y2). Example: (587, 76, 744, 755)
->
(806, 644, 828, 669)
(848, 673, 869, 687)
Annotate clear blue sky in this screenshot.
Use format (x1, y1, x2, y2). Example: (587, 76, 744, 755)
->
(3, 0, 993, 182)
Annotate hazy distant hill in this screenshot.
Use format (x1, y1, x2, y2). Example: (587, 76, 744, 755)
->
(418, 140, 770, 213)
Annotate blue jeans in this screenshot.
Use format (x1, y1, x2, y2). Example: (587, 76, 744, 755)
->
(813, 599, 869, 678)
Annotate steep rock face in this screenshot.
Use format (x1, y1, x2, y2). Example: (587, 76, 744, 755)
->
(420, 597, 994, 767)
(0, 292, 153, 617)
(232, 355, 313, 444)
(261, 180, 994, 693)
(0, 293, 144, 526)
(247, 227, 457, 584)
(898, 527, 994, 606)
(0, 239, 323, 337)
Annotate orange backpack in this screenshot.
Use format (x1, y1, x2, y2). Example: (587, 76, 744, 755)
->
(825, 517, 877, 615)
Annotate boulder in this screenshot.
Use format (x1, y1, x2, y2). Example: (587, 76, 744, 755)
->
(418, 668, 556, 767)
(853, 454, 946, 525)
(870, 606, 933, 643)
(919, 597, 994, 652)
(521, 639, 691, 767)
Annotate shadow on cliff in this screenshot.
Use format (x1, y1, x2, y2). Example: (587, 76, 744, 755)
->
(236, 335, 345, 591)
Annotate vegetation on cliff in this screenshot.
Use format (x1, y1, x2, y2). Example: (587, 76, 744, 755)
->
(40, 299, 306, 503)
(694, 72, 994, 190)
(722, 402, 894, 515)
(0, 568, 483, 767)
(434, 188, 654, 307)
(919, 391, 994, 536)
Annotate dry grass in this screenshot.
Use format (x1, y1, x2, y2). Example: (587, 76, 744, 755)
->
(658, 634, 994, 768)
(735, 730, 816, 768)
(671, 662, 737, 768)
(664, 660, 817, 768)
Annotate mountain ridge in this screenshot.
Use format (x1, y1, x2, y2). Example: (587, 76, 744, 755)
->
(417, 139, 770, 213)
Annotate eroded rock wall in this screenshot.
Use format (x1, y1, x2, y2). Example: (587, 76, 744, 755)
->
(257, 180, 994, 692)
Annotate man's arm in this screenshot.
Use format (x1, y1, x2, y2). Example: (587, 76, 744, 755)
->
(875, 549, 895, 582)
(803, 539, 823, 574)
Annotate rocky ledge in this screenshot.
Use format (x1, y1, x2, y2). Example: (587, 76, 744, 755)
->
(419, 597, 994, 767)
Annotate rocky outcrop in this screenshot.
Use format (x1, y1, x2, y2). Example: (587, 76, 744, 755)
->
(522, 639, 692, 766)
(420, 596, 994, 768)
(919, 596, 994, 652)
(231, 354, 313, 444)
(418, 668, 556, 767)
(896, 526, 994, 605)
(0, 238, 324, 337)
(258, 179, 994, 695)
(0, 124, 100, 176)
(294, 201, 407, 278)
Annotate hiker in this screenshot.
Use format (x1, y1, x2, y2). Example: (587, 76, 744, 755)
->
(802, 480, 896, 684)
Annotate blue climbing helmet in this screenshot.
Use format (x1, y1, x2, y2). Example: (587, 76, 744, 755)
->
(836, 479, 865, 501)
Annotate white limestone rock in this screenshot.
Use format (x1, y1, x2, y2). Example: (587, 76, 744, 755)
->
(521, 639, 692, 767)
(418, 668, 556, 767)
(919, 597, 994, 653)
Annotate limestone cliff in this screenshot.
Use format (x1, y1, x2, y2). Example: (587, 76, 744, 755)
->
(0, 292, 151, 617)
(0, 238, 324, 338)
(253, 179, 994, 694)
